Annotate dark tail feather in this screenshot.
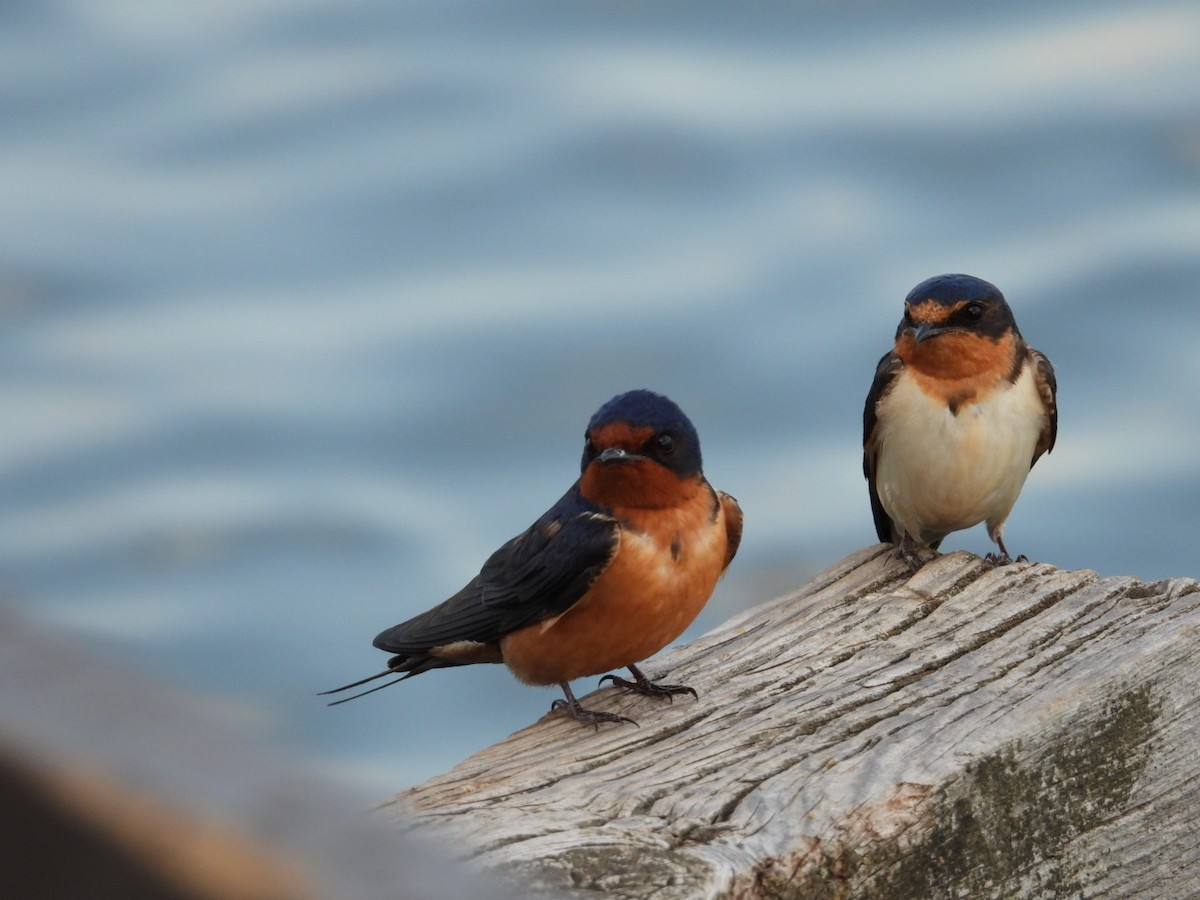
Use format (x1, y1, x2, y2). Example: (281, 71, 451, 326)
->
(324, 674, 414, 706)
(320, 656, 446, 706)
(319, 668, 396, 696)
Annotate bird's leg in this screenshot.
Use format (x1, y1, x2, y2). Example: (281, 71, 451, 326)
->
(550, 681, 638, 728)
(893, 534, 935, 573)
(600, 663, 698, 702)
(984, 528, 1024, 565)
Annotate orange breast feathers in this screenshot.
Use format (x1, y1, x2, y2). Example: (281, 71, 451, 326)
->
(895, 330, 1018, 409)
(499, 484, 739, 685)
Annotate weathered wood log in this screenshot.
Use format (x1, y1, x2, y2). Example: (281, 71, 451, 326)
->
(383, 545, 1200, 899)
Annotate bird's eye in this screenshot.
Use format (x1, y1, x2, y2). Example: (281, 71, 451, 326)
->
(655, 433, 676, 455)
(583, 436, 597, 457)
(963, 303, 984, 321)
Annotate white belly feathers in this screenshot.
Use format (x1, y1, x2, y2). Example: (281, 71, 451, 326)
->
(875, 363, 1045, 544)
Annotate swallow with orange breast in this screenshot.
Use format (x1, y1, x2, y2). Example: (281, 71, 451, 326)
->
(322, 389, 743, 727)
(863, 274, 1057, 572)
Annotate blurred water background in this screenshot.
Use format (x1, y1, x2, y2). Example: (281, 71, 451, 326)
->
(2, 0, 1198, 796)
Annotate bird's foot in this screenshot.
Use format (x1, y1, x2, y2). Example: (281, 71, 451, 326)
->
(549, 697, 638, 729)
(984, 532, 1028, 566)
(600, 673, 696, 701)
(551, 680, 637, 728)
(893, 536, 936, 573)
(985, 551, 1028, 566)
(600, 668, 697, 703)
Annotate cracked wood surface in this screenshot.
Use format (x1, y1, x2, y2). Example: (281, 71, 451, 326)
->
(381, 545, 1200, 898)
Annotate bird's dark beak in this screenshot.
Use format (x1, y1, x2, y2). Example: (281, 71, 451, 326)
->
(597, 447, 646, 465)
(911, 322, 949, 343)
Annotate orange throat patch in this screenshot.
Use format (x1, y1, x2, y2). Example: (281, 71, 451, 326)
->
(580, 460, 694, 509)
(896, 331, 1017, 410)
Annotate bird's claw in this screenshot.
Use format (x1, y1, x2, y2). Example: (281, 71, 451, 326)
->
(893, 537, 936, 573)
(599, 671, 698, 703)
(597, 667, 700, 710)
(550, 698, 638, 729)
(985, 551, 1030, 566)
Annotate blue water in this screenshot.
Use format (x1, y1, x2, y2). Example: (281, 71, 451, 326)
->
(2, 1, 1198, 794)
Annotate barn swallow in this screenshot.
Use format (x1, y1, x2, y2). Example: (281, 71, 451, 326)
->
(322, 389, 743, 727)
(863, 274, 1057, 572)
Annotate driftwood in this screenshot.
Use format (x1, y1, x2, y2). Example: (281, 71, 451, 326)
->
(383, 545, 1200, 899)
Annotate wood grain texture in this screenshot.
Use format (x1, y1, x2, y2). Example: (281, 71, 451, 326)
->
(382, 546, 1200, 899)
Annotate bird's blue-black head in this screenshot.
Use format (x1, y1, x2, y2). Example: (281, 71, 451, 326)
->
(579, 390, 703, 508)
(898, 274, 1017, 342)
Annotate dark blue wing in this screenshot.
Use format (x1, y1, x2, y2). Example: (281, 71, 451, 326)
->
(373, 483, 619, 655)
(864, 350, 903, 543)
(1029, 347, 1057, 466)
